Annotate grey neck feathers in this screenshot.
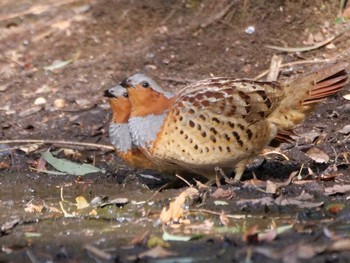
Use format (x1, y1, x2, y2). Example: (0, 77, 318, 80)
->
(128, 113, 167, 148)
(109, 123, 135, 153)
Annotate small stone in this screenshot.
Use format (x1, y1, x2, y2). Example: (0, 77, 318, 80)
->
(34, 97, 46, 105)
(54, 99, 66, 108)
(245, 26, 255, 35)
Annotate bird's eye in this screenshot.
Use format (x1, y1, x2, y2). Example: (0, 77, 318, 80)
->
(141, 81, 149, 88)
(123, 92, 128, 98)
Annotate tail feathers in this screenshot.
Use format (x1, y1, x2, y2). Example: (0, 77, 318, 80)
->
(304, 73, 348, 105)
(269, 129, 296, 147)
(268, 62, 349, 130)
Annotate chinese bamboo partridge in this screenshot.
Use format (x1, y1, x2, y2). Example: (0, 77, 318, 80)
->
(104, 84, 160, 170)
(121, 62, 349, 181)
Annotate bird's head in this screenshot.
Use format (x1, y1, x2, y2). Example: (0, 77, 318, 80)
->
(120, 73, 175, 117)
(104, 84, 131, 123)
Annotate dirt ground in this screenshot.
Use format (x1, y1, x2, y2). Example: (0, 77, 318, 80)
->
(1, 0, 350, 262)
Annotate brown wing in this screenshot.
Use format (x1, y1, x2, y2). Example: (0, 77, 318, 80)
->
(151, 78, 285, 167)
(175, 78, 285, 123)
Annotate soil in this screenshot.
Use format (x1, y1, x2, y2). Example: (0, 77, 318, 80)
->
(1, 0, 350, 262)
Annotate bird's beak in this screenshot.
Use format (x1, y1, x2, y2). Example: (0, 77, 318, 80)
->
(104, 89, 115, 98)
(119, 78, 132, 88)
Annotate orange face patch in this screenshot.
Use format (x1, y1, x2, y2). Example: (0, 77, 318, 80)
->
(108, 97, 132, 123)
(128, 84, 176, 117)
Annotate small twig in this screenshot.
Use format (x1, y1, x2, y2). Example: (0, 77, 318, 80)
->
(266, 54, 283, 81)
(265, 23, 350, 53)
(175, 174, 193, 187)
(261, 150, 290, 161)
(254, 59, 331, 80)
(191, 208, 247, 219)
(0, 139, 114, 150)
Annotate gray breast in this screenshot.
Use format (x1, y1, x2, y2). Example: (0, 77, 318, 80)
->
(128, 113, 167, 148)
(109, 123, 135, 153)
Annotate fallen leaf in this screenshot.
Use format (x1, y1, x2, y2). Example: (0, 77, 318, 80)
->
(275, 191, 323, 208)
(265, 180, 280, 194)
(343, 94, 350, 100)
(298, 131, 320, 143)
(76, 196, 89, 210)
(338, 125, 350, 135)
(212, 188, 234, 199)
(325, 184, 350, 195)
(24, 203, 44, 213)
(42, 150, 104, 176)
(19, 144, 39, 154)
(159, 187, 199, 224)
(305, 147, 329, 163)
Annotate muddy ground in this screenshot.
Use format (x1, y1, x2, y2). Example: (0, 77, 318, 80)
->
(1, 0, 350, 262)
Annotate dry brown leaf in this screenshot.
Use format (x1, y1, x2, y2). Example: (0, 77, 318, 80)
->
(299, 131, 320, 143)
(305, 147, 329, 163)
(212, 188, 234, 199)
(36, 155, 47, 172)
(275, 191, 323, 208)
(265, 180, 280, 194)
(242, 179, 267, 188)
(159, 187, 199, 224)
(137, 246, 176, 259)
(24, 203, 44, 213)
(324, 184, 350, 195)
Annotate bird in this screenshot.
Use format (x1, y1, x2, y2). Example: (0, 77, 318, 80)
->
(121, 62, 349, 181)
(104, 84, 161, 170)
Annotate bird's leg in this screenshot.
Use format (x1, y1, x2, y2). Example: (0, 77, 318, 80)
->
(214, 166, 235, 185)
(233, 160, 248, 181)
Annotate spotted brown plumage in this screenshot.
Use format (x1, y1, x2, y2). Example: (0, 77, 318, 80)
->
(122, 62, 349, 181)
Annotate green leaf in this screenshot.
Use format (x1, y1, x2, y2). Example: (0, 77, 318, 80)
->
(42, 150, 104, 176)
